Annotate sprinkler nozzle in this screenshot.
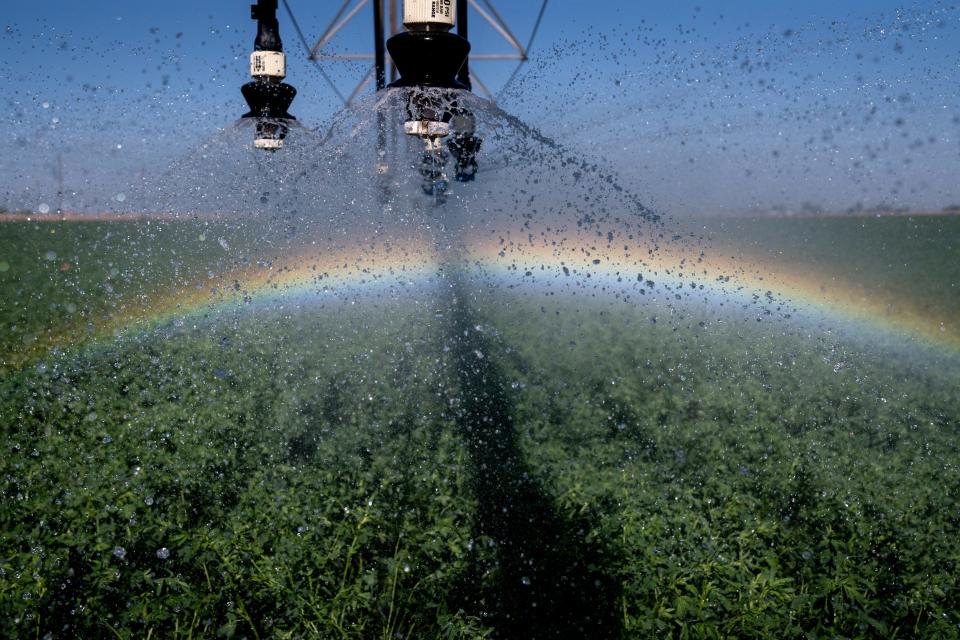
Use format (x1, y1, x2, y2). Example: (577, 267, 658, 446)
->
(401, 90, 453, 148)
(241, 80, 296, 150)
(400, 90, 482, 195)
(241, 0, 296, 151)
(448, 113, 481, 182)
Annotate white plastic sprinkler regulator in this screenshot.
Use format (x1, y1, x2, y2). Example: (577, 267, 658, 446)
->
(403, 0, 457, 31)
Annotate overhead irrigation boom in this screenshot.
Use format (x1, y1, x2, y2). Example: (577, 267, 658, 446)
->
(240, 0, 485, 200)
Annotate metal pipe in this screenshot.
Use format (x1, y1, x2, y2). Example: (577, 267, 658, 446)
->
(312, 53, 375, 60)
(389, 0, 398, 82)
(457, 0, 471, 90)
(252, 0, 283, 51)
(469, 68, 494, 100)
(312, 0, 369, 54)
(374, 0, 386, 89)
(347, 66, 376, 104)
(465, 54, 524, 60)
(468, 0, 525, 56)
(479, 0, 525, 55)
(309, 0, 352, 57)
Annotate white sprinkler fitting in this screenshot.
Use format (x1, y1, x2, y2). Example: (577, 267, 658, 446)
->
(254, 138, 283, 150)
(250, 51, 286, 80)
(404, 120, 451, 138)
(403, 0, 455, 31)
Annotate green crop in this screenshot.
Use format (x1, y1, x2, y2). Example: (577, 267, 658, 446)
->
(1, 218, 959, 638)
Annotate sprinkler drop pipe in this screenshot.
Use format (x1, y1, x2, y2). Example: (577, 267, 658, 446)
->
(241, 0, 297, 150)
(455, 0, 471, 90)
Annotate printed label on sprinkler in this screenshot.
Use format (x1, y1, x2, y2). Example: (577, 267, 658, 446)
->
(403, 0, 455, 29)
(250, 51, 285, 79)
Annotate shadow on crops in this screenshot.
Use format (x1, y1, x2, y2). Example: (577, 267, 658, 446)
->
(444, 279, 622, 640)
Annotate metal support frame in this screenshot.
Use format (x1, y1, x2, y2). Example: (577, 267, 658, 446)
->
(469, 0, 525, 58)
(373, 0, 386, 89)
(291, 0, 543, 104)
(309, 0, 369, 56)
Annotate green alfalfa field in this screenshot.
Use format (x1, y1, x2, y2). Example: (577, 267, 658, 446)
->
(1, 215, 959, 639)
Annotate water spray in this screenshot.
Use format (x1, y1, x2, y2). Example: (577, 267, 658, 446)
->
(241, 0, 297, 150)
(449, 111, 480, 182)
(386, 0, 481, 197)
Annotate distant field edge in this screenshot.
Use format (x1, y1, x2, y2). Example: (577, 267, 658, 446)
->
(2, 211, 959, 222)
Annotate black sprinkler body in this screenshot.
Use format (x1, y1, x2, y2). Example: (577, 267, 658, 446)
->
(241, 81, 296, 121)
(241, 0, 296, 150)
(387, 30, 471, 90)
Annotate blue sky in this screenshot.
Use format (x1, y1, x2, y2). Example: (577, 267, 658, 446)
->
(3, 0, 941, 113)
(1, 1, 958, 213)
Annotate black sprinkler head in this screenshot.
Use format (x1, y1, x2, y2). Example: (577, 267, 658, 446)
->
(386, 4, 478, 195)
(241, 80, 296, 121)
(241, 80, 296, 150)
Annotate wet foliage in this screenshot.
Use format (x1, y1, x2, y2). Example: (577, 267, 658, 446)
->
(490, 292, 960, 638)
(2, 216, 960, 638)
(2, 302, 491, 638)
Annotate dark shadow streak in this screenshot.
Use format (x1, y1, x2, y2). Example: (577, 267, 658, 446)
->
(443, 276, 623, 639)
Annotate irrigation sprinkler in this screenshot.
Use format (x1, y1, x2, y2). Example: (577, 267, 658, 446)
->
(241, 0, 298, 150)
(386, 0, 481, 198)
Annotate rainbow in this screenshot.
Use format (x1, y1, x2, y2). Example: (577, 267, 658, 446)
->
(4, 232, 439, 368)
(458, 224, 959, 352)
(3, 223, 958, 369)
